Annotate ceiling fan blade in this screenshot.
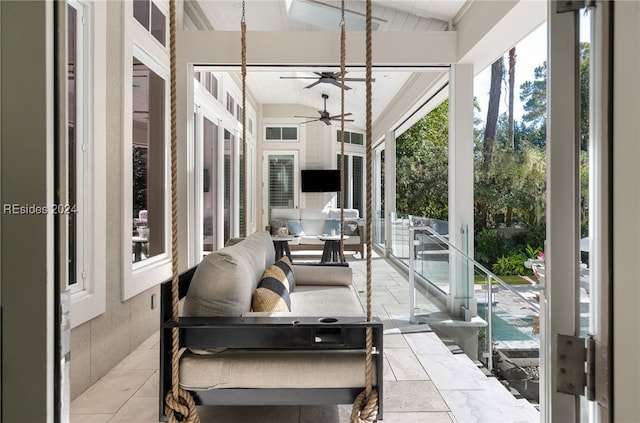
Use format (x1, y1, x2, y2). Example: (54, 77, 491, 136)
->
(329, 112, 353, 119)
(299, 118, 321, 124)
(295, 115, 320, 119)
(331, 118, 355, 122)
(280, 76, 319, 80)
(329, 79, 352, 90)
(322, 119, 332, 126)
(304, 80, 322, 89)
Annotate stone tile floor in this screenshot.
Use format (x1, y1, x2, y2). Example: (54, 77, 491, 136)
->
(71, 253, 539, 422)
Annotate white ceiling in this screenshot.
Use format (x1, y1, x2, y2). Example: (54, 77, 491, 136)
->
(195, 0, 468, 32)
(184, 0, 544, 133)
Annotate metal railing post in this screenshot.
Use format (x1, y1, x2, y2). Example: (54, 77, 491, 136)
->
(487, 275, 494, 372)
(408, 226, 416, 324)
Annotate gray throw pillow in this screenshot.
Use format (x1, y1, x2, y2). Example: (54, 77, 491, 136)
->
(344, 220, 359, 235)
(269, 218, 287, 235)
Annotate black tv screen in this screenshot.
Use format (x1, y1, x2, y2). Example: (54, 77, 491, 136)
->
(301, 169, 341, 192)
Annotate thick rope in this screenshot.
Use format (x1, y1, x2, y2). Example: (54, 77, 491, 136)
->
(165, 1, 199, 421)
(351, 0, 377, 421)
(339, 5, 346, 263)
(241, 2, 247, 238)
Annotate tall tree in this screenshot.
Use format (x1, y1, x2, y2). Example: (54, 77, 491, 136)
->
(396, 100, 449, 219)
(507, 47, 516, 148)
(483, 56, 504, 170)
(519, 62, 547, 128)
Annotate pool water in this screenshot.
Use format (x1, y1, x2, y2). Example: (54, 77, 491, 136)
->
(477, 303, 535, 341)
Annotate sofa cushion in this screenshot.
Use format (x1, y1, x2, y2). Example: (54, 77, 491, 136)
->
(183, 231, 275, 317)
(271, 208, 301, 221)
(286, 220, 304, 236)
(300, 208, 330, 220)
(344, 219, 359, 235)
(290, 285, 364, 316)
(328, 208, 359, 219)
(274, 256, 295, 292)
(179, 349, 377, 390)
(269, 218, 288, 236)
(292, 264, 352, 286)
(301, 219, 325, 236)
(323, 218, 341, 234)
(252, 262, 292, 312)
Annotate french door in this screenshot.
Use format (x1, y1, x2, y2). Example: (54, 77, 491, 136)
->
(544, 1, 616, 421)
(263, 152, 298, 221)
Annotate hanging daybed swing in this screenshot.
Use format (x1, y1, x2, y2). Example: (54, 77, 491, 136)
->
(160, 1, 380, 422)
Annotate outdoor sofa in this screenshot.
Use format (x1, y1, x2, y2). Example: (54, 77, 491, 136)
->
(159, 230, 383, 420)
(269, 207, 366, 258)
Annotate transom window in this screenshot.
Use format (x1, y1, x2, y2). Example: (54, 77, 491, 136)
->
(265, 125, 299, 141)
(336, 129, 364, 145)
(133, 0, 166, 46)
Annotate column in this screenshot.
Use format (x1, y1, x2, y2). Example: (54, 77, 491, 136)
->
(448, 64, 475, 317)
(384, 130, 396, 256)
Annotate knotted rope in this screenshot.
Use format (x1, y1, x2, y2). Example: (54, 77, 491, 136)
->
(164, 1, 199, 421)
(350, 0, 378, 421)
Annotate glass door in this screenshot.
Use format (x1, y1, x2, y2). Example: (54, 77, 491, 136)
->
(545, 3, 611, 421)
(202, 116, 218, 253)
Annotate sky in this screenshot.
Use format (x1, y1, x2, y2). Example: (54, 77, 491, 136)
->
(474, 23, 547, 125)
(474, 13, 591, 125)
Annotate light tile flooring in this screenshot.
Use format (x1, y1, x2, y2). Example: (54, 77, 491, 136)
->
(70, 253, 539, 422)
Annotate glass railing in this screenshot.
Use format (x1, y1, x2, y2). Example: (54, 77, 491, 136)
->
(389, 213, 542, 404)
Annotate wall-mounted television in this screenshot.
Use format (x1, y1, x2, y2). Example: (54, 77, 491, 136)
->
(301, 169, 341, 192)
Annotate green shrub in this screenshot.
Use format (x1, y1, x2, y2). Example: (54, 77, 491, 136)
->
(506, 225, 545, 255)
(492, 253, 525, 276)
(475, 230, 507, 268)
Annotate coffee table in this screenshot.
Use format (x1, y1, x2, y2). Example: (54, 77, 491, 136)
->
(271, 235, 294, 261)
(318, 235, 350, 263)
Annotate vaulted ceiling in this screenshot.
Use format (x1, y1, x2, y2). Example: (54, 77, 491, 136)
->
(184, 0, 545, 137)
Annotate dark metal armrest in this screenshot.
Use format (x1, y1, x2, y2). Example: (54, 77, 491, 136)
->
(163, 316, 382, 350)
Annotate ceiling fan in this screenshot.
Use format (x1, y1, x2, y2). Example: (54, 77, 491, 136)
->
(281, 71, 371, 90)
(295, 94, 354, 126)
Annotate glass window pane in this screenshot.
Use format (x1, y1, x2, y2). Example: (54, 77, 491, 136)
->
(268, 155, 295, 213)
(282, 127, 297, 140)
(150, 2, 166, 46)
(202, 117, 217, 252)
(224, 129, 233, 244)
(353, 155, 364, 215)
(265, 127, 281, 140)
(210, 74, 218, 98)
(68, 4, 79, 287)
(133, 0, 150, 30)
(132, 58, 165, 262)
(351, 132, 364, 145)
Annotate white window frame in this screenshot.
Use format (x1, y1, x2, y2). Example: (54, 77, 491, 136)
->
(336, 152, 365, 214)
(121, 1, 171, 301)
(262, 150, 300, 220)
(69, 0, 107, 329)
(336, 129, 364, 146)
(191, 71, 257, 255)
(132, 0, 169, 50)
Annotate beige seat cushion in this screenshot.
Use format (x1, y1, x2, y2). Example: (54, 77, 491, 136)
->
(179, 349, 377, 390)
(292, 264, 352, 286)
(290, 285, 364, 316)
